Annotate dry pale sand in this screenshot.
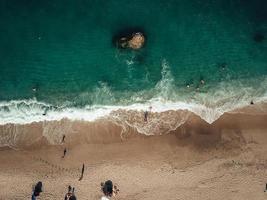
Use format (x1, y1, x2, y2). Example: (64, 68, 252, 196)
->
(0, 110, 267, 200)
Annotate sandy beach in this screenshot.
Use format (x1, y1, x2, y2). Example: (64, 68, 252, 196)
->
(0, 106, 267, 200)
(1, 0, 267, 199)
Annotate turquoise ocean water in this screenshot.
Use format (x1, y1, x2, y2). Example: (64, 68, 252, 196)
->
(0, 0, 267, 124)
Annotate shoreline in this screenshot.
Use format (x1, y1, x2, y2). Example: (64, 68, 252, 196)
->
(1, 96, 267, 125)
(0, 101, 267, 149)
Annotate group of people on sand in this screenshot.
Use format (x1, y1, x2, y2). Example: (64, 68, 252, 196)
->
(100, 180, 119, 200)
(31, 134, 119, 200)
(31, 180, 119, 200)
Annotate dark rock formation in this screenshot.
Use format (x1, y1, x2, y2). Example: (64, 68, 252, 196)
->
(118, 32, 145, 49)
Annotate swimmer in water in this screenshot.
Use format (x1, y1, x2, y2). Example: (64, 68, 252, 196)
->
(42, 107, 49, 116)
(219, 63, 227, 71)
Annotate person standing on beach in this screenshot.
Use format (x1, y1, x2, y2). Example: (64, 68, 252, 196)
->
(79, 164, 85, 181)
(65, 186, 77, 200)
(144, 111, 148, 122)
(65, 185, 72, 200)
(70, 187, 76, 200)
(144, 106, 152, 122)
(32, 181, 43, 200)
(62, 148, 67, 158)
(62, 134, 66, 143)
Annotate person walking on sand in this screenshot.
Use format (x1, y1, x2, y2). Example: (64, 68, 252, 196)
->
(62, 134, 66, 143)
(79, 164, 85, 181)
(144, 110, 148, 122)
(62, 148, 67, 158)
(144, 106, 152, 122)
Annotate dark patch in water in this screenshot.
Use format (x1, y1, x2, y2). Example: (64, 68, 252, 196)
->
(133, 52, 146, 64)
(217, 62, 228, 70)
(253, 32, 265, 43)
(100, 75, 113, 86)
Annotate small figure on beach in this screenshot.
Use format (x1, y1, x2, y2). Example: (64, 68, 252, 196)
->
(62, 148, 67, 158)
(200, 79, 205, 85)
(32, 181, 43, 200)
(101, 180, 119, 200)
(79, 163, 85, 181)
(62, 134, 66, 143)
(144, 111, 148, 122)
(144, 106, 152, 122)
(250, 100, 254, 105)
(65, 185, 77, 200)
(65, 185, 72, 199)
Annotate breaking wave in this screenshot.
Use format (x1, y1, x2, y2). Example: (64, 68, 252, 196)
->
(0, 60, 267, 147)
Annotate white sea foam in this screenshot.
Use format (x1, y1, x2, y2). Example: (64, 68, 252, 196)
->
(0, 60, 267, 125)
(0, 87, 267, 148)
(0, 95, 267, 126)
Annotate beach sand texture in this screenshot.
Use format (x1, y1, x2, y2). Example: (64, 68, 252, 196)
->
(0, 107, 267, 200)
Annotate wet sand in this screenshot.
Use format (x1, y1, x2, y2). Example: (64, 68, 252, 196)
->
(0, 106, 267, 199)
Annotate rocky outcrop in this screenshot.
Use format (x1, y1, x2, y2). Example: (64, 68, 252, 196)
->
(118, 32, 145, 49)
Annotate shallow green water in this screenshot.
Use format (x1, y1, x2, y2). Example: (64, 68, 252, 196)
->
(0, 0, 267, 124)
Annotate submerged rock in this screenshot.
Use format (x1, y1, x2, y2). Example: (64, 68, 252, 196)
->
(118, 32, 145, 50)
